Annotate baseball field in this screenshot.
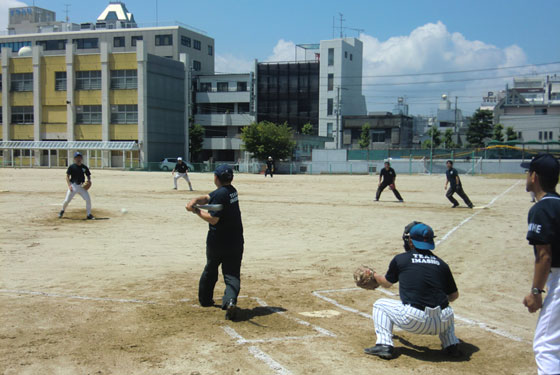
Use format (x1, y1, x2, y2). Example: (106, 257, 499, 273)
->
(0, 168, 537, 374)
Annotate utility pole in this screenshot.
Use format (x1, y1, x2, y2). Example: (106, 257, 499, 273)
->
(155, 0, 159, 26)
(339, 13, 345, 38)
(64, 4, 70, 23)
(454, 96, 458, 147)
(336, 86, 342, 149)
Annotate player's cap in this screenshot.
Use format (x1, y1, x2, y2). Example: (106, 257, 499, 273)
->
(268, 156, 272, 160)
(409, 223, 436, 250)
(74, 152, 82, 158)
(521, 153, 559, 179)
(177, 157, 182, 161)
(214, 164, 234, 179)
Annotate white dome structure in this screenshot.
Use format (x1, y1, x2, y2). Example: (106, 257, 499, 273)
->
(17, 46, 32, 57)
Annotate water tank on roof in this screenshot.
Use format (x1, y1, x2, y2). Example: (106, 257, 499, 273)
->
(18, 46, 32, 56)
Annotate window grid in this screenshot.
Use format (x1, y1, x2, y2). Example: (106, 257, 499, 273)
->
(11, 73, 33, 92)
(110, 69, 137, 89)
(76, 105, 102, 124)
(11, 106, 34, 124)
(193, 60, 201, 71)
(55, 71, 67, 91)
(76, 71, 101, 90)
(155, 34, 173, 46)
(208, 45, 213, 56)
(193, 40, 201, 50)
(131, 35, 143, 46)
(181, 36, 191, 47)
(111, 104, 138, 124)
(113, 36, 125, 48)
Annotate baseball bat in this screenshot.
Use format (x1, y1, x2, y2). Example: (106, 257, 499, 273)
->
(194, 204, 223, 211)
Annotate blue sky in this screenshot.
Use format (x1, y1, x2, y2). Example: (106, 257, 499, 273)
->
(2, 0, 560, 115)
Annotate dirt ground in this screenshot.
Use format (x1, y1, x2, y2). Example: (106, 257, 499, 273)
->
(0, 168, 538, 374)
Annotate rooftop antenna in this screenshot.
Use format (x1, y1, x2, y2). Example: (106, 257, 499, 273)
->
(334, 13, 364, 39)
(339, 13, 345, 38)
(155, 0, 159, 26)
(64, 4, 70, 23)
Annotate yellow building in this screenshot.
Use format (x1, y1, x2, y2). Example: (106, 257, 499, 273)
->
(0, 40, 190, 167)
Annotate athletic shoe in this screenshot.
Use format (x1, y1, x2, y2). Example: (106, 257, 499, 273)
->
(200, 299, 215, 307)
(225, 299, 237, 321)
(58, 210, 64, 218)
(451, 203, 459, 208)
(86, 214, 95, 220)
(444, 344, 463, 358)
(173, 187, 177, 190)
(398, 200, 404, 203)
(364, 344, 394, 359)
(468, 204, 474, 209)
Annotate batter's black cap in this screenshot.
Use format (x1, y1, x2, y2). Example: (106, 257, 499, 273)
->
(521, 153, 559, 180)
(214, 164, 234, 180)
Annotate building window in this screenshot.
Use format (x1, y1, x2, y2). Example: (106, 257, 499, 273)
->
(238, 103, 250, 113)
(539, 131, 542, 140)
(327, 122, 333, 137)
(193, 60, 202, 71)
(208, 45, 213, 56)
(518, 132, 523, 140)
(372, 130, 385, 142)
(113, 36, 125, 48)
(327, 74, 334, 91)
(11, 73, 33, 92)
(0, 41, 31, 52)
(217, 82, 229, 92)
(131, 35, 143, 46)
(344, 51, 348, 59)
(328, 48, 334, 66)
(544, 131, 548, 140)
(350, 53, 353, 61)
(76, 71, 101, 90)
(11, 106, 33, 124)
(193, 39, 201, 50)
(181, 36, 191, 47)
(327, 98, 334, 115)
(200, 82, 212, 92)
(55, 71, 67, 91)
(36, 39, 66, 51)
(76, 105, 102, 124)
(155, 34, 172, 46)
(0, 106, 2, 123)
(111, 104, 138, 124)
(237, 81, 247, 92)
(550, 131, 554, 140)
(0, 74, 2, 90)
(110, 69, 137, 89)
(73, 38, 99, 49)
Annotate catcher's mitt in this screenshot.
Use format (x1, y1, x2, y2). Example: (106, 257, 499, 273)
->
(82, 181, 92, 190)
(353, 265, 379, 290)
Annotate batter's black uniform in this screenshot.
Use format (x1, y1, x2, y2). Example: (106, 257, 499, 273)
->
(265, 159, 275, 178)
(376, 167, 403, 201)
(174, 162, 189, 173)
(198, 185, 244, 309)
(445, 168, 473, 208)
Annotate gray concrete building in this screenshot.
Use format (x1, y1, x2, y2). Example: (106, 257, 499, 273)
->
(342, 113, 413, 149)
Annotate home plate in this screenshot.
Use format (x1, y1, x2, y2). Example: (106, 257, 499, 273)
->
(299, 310, 341, 318)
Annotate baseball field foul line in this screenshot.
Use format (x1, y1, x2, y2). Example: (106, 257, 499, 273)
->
(0, 289, 163, 305)
(248, 346, 292, 375)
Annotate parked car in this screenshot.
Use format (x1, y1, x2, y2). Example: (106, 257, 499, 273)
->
(159, 158, 194, 171)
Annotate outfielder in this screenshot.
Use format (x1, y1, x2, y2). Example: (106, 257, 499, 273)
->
(444, 160, 473, 208)
(172, 157, 193, 191)
(186, 164, 244, 320)
(59, 152, 94, 220)
(265, 156, 275, 178)
(521, 153, 560, 375)
(365, 222, 461, 359)
(375, 161, 403, 202)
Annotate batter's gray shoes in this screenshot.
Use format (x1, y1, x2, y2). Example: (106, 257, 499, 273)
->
(364, 344, 394, 359)
(86, 214, 95, 220)
(58, 210, 64, 218)
(225, 299, 237, 321)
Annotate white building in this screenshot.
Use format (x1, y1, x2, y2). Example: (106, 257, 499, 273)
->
(318, 37, 367, 148)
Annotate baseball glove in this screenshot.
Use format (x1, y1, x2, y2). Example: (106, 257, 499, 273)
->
(353, 265, 379, 290)
(82, 181, 92, 190)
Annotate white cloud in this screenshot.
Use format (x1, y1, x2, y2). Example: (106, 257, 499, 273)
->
(266, 39, 296, 62)
(0, 0, 27, 33)
(359, 21, 531, 114)
(215, 53, 255, 74)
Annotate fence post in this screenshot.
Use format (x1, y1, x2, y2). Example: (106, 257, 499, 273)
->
(409, 153, 412, 175)
(329, 163, 332, 174)
(290, 163, 293, 175)
(429, 149, 433, 175)
(350, 163, 352, 175)
(310, 164, 312, 175)
(451, 150, 454, 163)
(471, 151, 475, 176)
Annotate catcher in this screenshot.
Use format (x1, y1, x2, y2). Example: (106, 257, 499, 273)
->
(355, 222, 461, 359)
(59, 152, 94, 220)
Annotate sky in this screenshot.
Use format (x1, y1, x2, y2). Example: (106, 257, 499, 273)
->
(2, 0, 560, 116)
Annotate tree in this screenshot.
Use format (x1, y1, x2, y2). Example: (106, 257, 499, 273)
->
(189, 123, 204, 161)
(442, 128, 457, 149)
(241, 121, 296, 160)
(505, 126, 518, 141)
(358, 123, 371, 160)
(467, 109, 493, 147)
(492, 123, 504, 142)
(301, 123, 314, 135)
(423, 126, 441, 149)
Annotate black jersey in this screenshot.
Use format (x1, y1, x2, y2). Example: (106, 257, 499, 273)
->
(207, 185, 244, 247)
(527, 193, 560, 267)
(385, 250, 457, 308)
(380, 167, 396, 184)
(266, 160, 275, 170)
(446, 168, 461, 188)
(66, 163, 91, 184)
(175, 162, 188, 173)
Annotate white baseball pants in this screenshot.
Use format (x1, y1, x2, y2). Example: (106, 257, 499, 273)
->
(62, 183, 91, 215)
(534, 268, 560, 375)
(174, 173, 192, 190)
(373, 298, 459, 349)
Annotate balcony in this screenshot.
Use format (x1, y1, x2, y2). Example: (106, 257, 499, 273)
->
(195, 90, 251, 103)
(195, 113, 255, 126)
(203, 137, 243, 150)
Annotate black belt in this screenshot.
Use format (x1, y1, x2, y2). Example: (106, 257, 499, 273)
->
(410, 302, 449, 311)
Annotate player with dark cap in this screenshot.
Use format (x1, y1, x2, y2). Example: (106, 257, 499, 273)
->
(375, 161, 404, 202)
(59, 152, 94, 219)
(521, 153, 560, 375)
(444, 160, 473, 208)
(186, 164, 244, 320)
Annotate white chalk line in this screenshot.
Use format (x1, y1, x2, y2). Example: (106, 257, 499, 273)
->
(313, 287, 526, 343)
(248, 346, 292, 375)
(0, 289, 195, 306)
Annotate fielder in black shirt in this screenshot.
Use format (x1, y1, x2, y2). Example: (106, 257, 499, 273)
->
(265, 156, 275, 178)
(376, 162, 403, 202)
(187, 164, 244, 321)
(444, 160, 473, 208)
